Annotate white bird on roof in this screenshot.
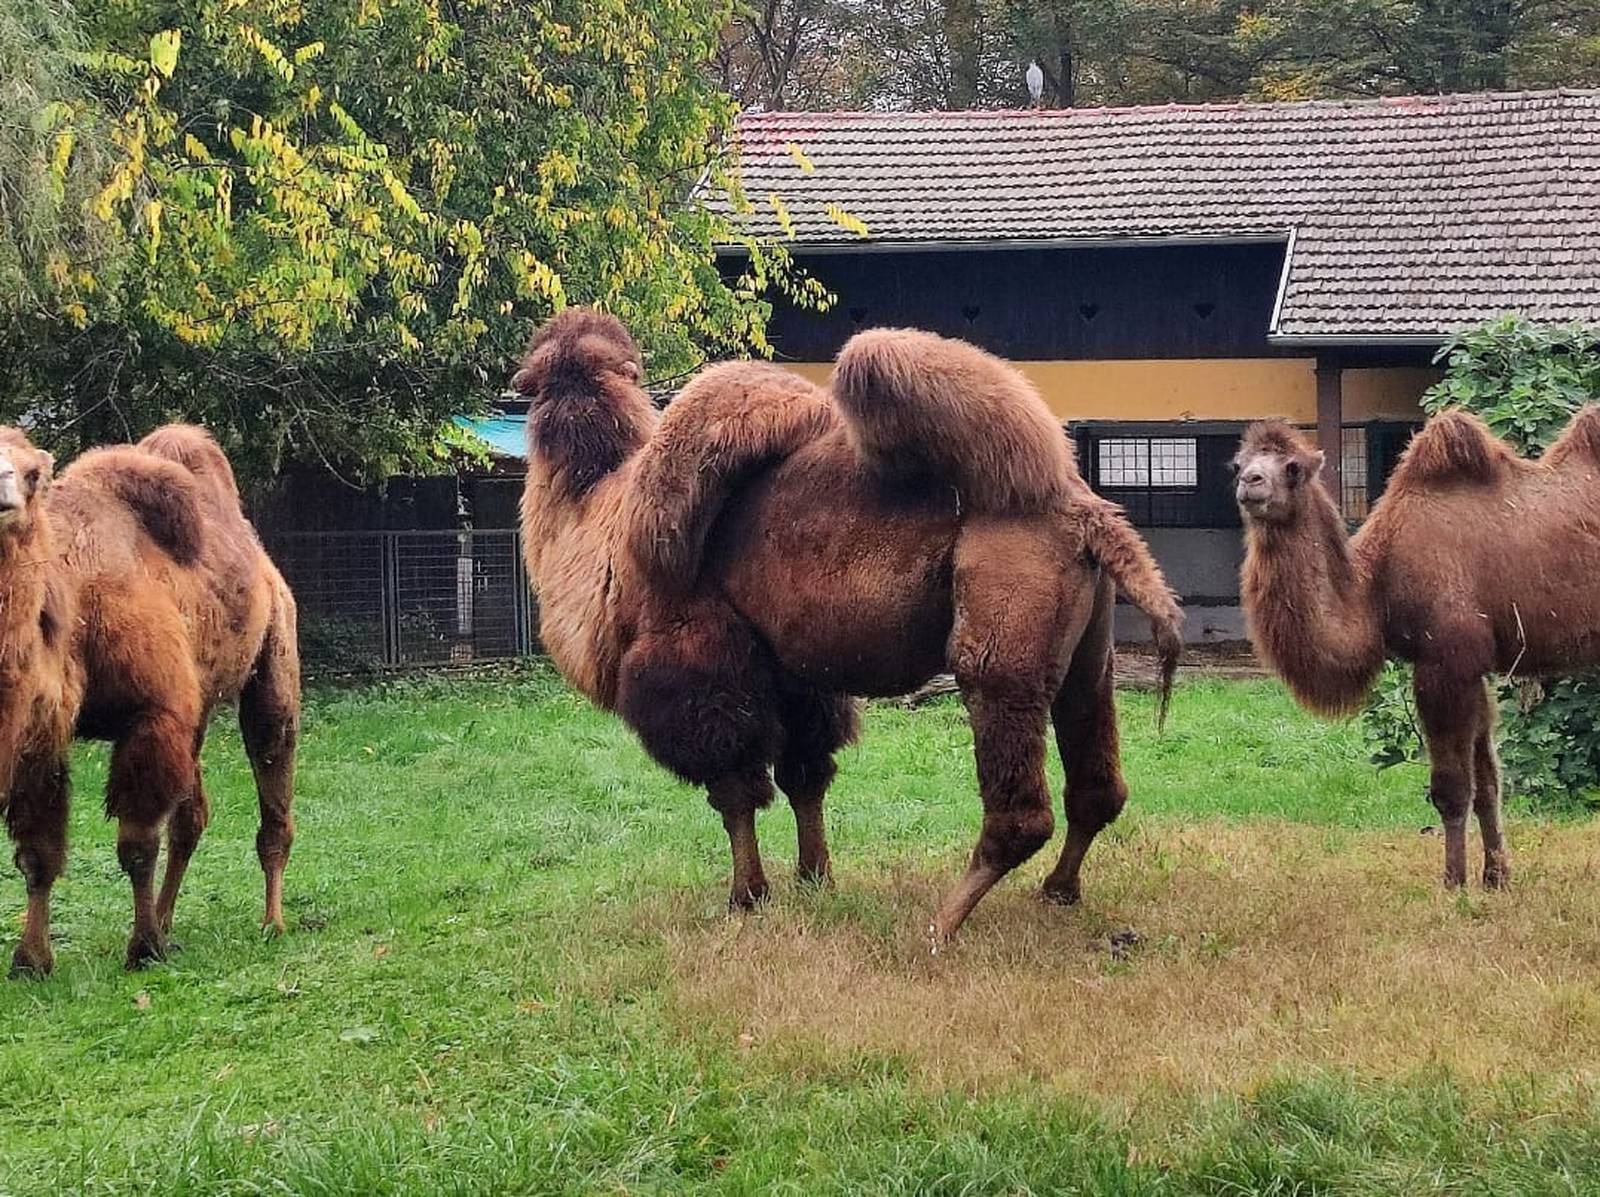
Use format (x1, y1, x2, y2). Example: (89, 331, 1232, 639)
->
(1026, 60, 1044, 106)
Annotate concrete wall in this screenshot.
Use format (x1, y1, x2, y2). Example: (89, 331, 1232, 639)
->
(1111, 526, 1249, 645)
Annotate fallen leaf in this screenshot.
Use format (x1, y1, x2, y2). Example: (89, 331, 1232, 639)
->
(373, 943, 391, 959)
(215, 1063, 235, 1082)
(133, 991, 151, 1011)
(340, 1025, 380, 1045)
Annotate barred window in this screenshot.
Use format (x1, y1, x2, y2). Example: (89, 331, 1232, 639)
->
(1096, 437, 1198, 488)
(1341, 426, 1370, 521)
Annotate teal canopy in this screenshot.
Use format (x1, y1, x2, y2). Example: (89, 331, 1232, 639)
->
(454, 414, 527, 460)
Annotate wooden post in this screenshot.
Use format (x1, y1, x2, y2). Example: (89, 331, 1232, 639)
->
(1315, 355, 1343, 505)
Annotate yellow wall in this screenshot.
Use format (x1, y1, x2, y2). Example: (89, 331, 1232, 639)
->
(780, 360, 1440, 423)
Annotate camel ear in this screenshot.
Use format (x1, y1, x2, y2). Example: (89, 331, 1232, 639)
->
(1285, 450, 1324, 488)
(26, 450, 53, 493)
(619, 359, 641, 384)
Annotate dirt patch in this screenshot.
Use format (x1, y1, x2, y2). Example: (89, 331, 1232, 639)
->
(896, 642, 1265, 704)
(642, 818, 1600, 1100)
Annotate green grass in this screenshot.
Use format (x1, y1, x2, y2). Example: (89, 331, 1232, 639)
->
(1, 668, 1597, 1194)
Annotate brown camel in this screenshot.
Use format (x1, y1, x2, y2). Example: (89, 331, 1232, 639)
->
(1234, 407, 1600, 889)
(0, 424, 300, 974)
(517, 309, 1182, 942)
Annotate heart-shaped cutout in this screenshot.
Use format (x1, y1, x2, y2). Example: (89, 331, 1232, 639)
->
(1079, 302, 1100, 322)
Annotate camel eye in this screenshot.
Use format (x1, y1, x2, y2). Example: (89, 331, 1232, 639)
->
(24, 468, 39, 489)
(1226, 460, 1241, 476)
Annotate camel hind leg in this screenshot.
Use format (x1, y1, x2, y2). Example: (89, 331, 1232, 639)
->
(1041, 571, 1128, 906)
(930, 520, 1097, 944)
(240, 599, 301, 935)
(774, 683, 860, 886)
(1472, 684, 1509, 889)
(155, 776, 211, 937)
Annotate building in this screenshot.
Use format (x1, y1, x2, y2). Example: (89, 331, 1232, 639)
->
(713, 89, 1600, 639)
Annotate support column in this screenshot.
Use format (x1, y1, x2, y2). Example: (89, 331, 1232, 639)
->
(1315, 354, 1344, 504)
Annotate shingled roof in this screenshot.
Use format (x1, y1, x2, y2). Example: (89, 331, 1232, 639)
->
(720, 90, 1600, 343)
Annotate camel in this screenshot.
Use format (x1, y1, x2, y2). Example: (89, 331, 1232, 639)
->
(1233, 407, 1600, 889)
(516, 309, 1182, 942)
(0, 424, 300, 975)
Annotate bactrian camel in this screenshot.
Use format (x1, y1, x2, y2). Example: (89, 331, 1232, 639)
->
(516, 308, 1183, 942)
(1234, 407, 1600, 889)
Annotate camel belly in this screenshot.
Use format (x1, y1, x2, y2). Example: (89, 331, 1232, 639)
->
(707, 454, 959, 697)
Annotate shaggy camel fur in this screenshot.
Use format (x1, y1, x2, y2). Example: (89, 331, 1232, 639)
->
(517, 309, 1182, 941)
(0, 424, 299, 974)
(1234, 407, 1600, 889)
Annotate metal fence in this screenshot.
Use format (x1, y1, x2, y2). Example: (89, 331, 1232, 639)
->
(266, 530, 537, 676)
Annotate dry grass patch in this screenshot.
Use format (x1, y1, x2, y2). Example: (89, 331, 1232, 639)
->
(649, 817, 1600, 1100)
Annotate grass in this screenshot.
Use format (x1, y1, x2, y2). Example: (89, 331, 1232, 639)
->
(3, 667, 1600, 1193)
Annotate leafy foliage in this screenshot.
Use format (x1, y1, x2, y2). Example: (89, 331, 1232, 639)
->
(2, 0, 818, 481)
(717, 0, 1600, 111)
(1361, 317, 1600, 810)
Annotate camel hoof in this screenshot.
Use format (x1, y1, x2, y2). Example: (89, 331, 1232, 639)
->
(9, 942, 53, 979)
(1484, 864, 1511, 891)
(124, 931, 168, 971)
(795, 864, 833, 890)
(728, 879, 770, 911)
(926, 920, 955, 955)
(261, 918, 286, 939)
(1039, 881, 1081, 907)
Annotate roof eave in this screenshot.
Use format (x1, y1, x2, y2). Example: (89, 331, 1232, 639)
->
(1267, 332, 1449, 348)
(716, 231, 1291, 256)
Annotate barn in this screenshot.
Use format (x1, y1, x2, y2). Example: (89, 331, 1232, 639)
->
(713, 89, 1600, 640)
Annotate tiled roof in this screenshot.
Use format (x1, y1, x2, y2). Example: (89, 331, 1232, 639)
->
(719, 91, 1600, 341)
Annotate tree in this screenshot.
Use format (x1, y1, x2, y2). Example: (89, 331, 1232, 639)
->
(1, 0, 818, 482)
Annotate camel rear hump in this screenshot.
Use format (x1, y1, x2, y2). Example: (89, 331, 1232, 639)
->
(831, 327, 1074, 512)
(1542, 404, 1600, 469)
(138, 424, 243, 512)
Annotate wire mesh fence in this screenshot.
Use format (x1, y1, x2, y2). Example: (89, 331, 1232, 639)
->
(265, 530, 537, 676)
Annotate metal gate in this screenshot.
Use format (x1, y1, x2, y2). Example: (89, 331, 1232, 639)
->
(264, 530, 536, 675)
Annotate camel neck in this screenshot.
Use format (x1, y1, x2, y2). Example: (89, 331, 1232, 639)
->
(1241, 488, 1384, 716)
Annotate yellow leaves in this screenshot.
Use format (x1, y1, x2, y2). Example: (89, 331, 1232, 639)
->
(144, 200, 163, 262)
(824, 204, 870, 239)
(182, 134, 214, 164)
(767, 194, 794, 239)
(236, 24, 294, 83)
(785, 142, 815, 174)
(293, 41, 326, 65)
(149, 29, 181, 79)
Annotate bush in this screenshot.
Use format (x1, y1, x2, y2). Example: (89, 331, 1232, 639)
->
(1360, 316, 1600, 812)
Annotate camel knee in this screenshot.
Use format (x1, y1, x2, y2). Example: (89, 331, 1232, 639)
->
(1066, 776, 1128, 833)
(256, 817, 294, 869)
(116, 834, 160, 885)
(13, 843, 63, 894)
(1428, 765, 1473, 825)
(976, 807, 1055, 872)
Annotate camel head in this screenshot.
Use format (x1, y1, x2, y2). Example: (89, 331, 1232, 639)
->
(510, 308, 654, 497)
(1232, 420, 1326, 525)
(0, 428, 52, 540)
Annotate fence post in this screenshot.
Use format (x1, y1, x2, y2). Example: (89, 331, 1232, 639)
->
(381, 532, 400, 668)
(512, 530, 532, 657)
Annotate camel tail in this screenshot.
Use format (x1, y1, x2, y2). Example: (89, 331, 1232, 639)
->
(1543, 404, 1600, 469)
(1390, 408, 1516, 488)
(626, 362, 837, 592)
(138, 423, 244, 512)
(1081, 498, 1183, 729)
(832, 327, 1075, 512)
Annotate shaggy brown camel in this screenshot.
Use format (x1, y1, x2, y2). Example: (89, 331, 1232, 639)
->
(1234, 407, 1600, 889)
(0, 424, 299, 974)
(517, 309, 1182, 942)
